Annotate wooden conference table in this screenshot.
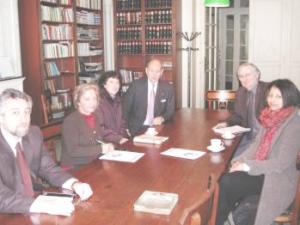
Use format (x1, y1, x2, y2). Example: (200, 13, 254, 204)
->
(0, 109, 241, 225)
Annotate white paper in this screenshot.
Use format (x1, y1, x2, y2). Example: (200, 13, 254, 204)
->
(213, 125, 251, 135)
(99, 150, 144, 163)
(31, 195, 74, 216)
(160, 148, 206, 160)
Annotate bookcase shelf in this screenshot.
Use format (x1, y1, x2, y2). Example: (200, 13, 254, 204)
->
(114, 0, 176, 89)
(19, 0, 104, 126)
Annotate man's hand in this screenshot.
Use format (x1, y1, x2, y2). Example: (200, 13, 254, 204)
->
(213, 122, 228, 130)
(153, 116, 165, 125)
(72, 182, 93, 201)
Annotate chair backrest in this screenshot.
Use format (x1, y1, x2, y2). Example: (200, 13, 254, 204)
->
(206, 90, 236, 110)
(179, 174, 218, 225)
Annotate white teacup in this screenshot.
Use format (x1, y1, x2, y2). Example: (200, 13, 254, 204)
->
(210, 139, 224, 149)
(146, 127, 156, 135)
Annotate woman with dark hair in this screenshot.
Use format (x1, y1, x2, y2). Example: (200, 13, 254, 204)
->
(216, 79, 300, 225)
(97, 71, 128, 144)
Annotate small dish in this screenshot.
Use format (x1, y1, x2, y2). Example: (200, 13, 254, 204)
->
(221, 133, 236, 140)
(207, 145, 225, 152)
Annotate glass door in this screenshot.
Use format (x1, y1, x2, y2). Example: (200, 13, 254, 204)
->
(217, 0, 249, 90)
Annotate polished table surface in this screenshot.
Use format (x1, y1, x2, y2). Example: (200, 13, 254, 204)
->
(0, 109, 240, 225)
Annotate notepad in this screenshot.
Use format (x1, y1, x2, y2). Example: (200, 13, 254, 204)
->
(133, 134, 169, 145)
(99, 150, 144, 163)
(213, 125, 251, 135)
(134, 190, 178, 215)
(161, 148, 206, 160)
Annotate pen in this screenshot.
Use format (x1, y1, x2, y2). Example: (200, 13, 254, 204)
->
(96, 139, 107, 145)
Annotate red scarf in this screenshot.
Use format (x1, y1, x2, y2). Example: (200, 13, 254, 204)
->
(255, 106, 295, 160)
(82, 113, 96, 129)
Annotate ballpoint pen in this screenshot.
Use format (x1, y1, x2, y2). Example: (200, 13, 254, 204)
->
(96, 139, 107, 145)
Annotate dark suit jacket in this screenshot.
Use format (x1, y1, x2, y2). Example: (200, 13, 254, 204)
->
(123, 76, 175, 135)
(227, 81, 269, 127)
(0, 126, 72, 213)
(61, 110, 103, 167)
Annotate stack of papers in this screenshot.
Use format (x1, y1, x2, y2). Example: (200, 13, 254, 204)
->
(133, 134, 169, 145)
(134, 190, 178, 215)
(99, 150, 144, 163)
(161, 148, 206, 160)
(213, 125, 251, 135)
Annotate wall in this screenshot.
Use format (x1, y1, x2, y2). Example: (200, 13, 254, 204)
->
(249, 0, 300, 88)
(179, 0, 206, 108)
(0, 0, 22, 78)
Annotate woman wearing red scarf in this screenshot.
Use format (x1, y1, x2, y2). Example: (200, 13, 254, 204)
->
(216, 79, 300, 225)
(61, 84, 114, 168)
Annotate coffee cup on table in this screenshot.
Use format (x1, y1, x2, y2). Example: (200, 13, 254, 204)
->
(146, 127, 156, 135)
(210, 139, 224, 149)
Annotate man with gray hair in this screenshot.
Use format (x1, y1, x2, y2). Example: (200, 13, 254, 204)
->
(214, 63, 269, 156)
(0, 89, 93, 215)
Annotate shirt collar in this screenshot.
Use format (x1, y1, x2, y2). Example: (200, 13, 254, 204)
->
(0, 126, 22, 157)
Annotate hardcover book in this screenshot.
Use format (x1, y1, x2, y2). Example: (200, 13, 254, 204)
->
(133, 134, 169, 145)
(134, 190, 178, 215)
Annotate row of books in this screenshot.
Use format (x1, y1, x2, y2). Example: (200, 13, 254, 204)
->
(41, 5, 74, 22)
(77, 43, 103, 57)
(119, 69, 144, 85)
(76, 0, 101, 10)
(42, 24, 73, 40)
(44, 79, 59, 95)
(44, 61, 60, 77)
(76, 11, 101, 25)
(77, 27, 99, 41)
(43, 42, 74, 58)
(41, 0, 72, 5)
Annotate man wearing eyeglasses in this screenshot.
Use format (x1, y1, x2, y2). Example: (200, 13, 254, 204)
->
(214, 63, 269, 156)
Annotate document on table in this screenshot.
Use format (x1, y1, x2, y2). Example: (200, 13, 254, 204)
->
(213, 125, 251, 135)
(99, 150, 145, 163)
(160, 148, 206, 160)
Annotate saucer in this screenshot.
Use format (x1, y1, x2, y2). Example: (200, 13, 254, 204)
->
(207, 145, 225, 152)
(221, 134, 236, 140)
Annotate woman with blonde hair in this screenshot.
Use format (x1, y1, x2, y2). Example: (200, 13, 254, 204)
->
(61, 83, 114, 168)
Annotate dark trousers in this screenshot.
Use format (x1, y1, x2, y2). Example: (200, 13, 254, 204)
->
(215, 171, 264, 225)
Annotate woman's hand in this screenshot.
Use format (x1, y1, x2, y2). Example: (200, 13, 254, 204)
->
(119, 138, 129, 145)
(102, 143, 114, 154)
(229, 161, 249, 172)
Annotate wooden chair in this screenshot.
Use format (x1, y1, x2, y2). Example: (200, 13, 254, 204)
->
(179, 174, 218, 225)
(206, 90, 236, 110)
(274, 153, 300, 225)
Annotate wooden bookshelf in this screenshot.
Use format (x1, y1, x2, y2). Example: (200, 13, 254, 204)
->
(19, 0, 104, 126)
(114, 0, 176, 91)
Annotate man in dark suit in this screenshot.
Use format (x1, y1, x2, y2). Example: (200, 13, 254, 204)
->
(214, 63, 269, 156)
(123, 58, 175, 136)
(0, 89, 93, 215)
